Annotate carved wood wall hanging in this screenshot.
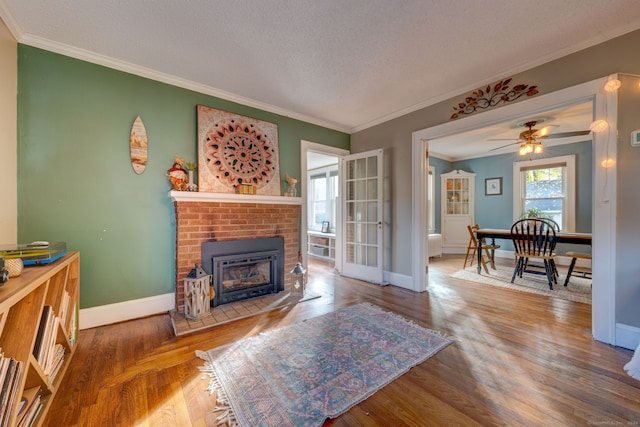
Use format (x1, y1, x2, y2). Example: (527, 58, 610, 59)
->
(197, 105, 281, 195)
(450, 78, 539, 120)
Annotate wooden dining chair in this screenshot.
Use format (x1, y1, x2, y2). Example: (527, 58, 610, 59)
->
(563, 251, 592, 286)
(463, 224, 500, 273)
(521, 217, 560, 281)
(510, 219, 557, 289)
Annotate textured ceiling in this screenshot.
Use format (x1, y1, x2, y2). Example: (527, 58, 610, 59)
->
(2, 0, 640, 133)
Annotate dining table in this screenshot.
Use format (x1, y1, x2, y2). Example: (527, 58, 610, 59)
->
(475, 228, 592, 274)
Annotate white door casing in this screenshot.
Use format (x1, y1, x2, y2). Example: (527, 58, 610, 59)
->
(301, 140, 349, 272)
(412, 76, 617, 345)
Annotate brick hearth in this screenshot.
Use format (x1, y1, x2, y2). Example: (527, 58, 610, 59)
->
(170, 191, 302, 313)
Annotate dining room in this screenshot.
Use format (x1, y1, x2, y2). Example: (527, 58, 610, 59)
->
(427, 101, 593, 256)
(418, 93, 600, 329)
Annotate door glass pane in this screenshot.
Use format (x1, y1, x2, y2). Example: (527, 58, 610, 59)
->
(356, 224, 365, 244)
(356, 245, 366, 265)
(367, 178, 377, 199)
(367, 202, 377, 222)
(346, 243, 355, 263)
(346, 160, 355, 180)
(346, 181, 355, 201)
(356, 202, 366, 221)
(367, 224, 377, 245)
(367, 246, 377, 267)
(346, 201, 355, 221)
(356, 179, 366, 200)
(346, 222, 355, 244)
(367, 156, 377, 178)
(356, 158, 366, 179)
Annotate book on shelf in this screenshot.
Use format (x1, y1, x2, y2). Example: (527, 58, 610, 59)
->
(59, 290, 70, 329)
(32, 305, 62, 377)
(32, 306, 51, 364)
(0, 356, 24, 427)
(69, 302, 77, 346)
(46, 344, 65, 381)
(17, 398, 43, 427)
(16, 386, 41, 427)
(0, 354, 8, 398)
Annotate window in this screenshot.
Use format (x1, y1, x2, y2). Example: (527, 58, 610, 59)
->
(308, 166, 338, 233)
(513, 155, 575, 231)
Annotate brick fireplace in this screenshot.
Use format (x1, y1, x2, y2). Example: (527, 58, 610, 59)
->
(170, 191, 302, 313)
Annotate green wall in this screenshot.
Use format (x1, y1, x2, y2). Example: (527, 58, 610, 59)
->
(17, 45, 350, 309)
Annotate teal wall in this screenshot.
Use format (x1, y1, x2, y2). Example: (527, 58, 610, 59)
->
(17, 45, 350, 309)
(432, 140, 592, 253)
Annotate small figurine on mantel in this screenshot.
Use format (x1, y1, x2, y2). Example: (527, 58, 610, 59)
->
(284, 173, 298, 197)
(167, 156, 188, 191)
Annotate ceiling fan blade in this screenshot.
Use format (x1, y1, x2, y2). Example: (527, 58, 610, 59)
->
(487, 138, 521, 141)
(544, 130, 591, 139)
(489, 141, 522, 151)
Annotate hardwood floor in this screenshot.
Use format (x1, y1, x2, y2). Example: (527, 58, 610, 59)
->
(44, 256, 640, 426)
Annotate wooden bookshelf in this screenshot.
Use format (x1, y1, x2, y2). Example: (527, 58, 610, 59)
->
(0, 252, 79, 427)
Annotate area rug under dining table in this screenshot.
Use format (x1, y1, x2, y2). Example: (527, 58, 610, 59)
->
(451, 264, 592, 304)
(197, 302, 453, 427)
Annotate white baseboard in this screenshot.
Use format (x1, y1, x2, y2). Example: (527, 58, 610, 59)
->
(616, 323, 640, 350)
(442, 247, 468, 255)
(79, 293, 175, 330)
(384, 270, 413, 290)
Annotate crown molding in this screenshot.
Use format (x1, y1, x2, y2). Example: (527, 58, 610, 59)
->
(0, 1, 23, 40)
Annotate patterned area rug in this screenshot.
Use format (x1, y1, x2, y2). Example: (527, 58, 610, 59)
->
(197, 303, 453, 427)
(451, 264, 592, 304)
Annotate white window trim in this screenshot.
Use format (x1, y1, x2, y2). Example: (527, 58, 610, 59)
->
(512, 154, 576, 232)
(428, 165, 435, 234)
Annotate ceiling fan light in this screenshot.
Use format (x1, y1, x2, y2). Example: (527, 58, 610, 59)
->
(534, 143, 543, 154)
(519, 145, 527, 156)
(590, 120, 609, 133)
(604, 75, 621, 92)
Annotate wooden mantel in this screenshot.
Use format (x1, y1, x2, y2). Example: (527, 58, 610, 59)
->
(169, 190, 303, 205)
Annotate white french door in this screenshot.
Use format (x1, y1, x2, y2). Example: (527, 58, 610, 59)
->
(340, 149, 384, 284)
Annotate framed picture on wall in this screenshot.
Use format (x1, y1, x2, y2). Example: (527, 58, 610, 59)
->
(485, 177, 502, 195)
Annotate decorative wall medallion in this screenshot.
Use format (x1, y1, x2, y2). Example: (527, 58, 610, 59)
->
(130, 116, 148, 174)
(197, 105, 281, 195)
(450, 78, 539, 120)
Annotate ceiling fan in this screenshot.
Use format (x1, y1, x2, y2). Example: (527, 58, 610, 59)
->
(489, 120, 591, 156)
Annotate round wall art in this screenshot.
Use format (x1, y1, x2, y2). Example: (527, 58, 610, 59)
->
(197, 105, 281, 195)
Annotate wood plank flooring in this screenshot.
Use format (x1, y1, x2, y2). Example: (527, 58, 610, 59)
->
(44, 256, 640, 426)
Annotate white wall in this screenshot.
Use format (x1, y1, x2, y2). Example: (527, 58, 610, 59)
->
(0, 17, 17, 245)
